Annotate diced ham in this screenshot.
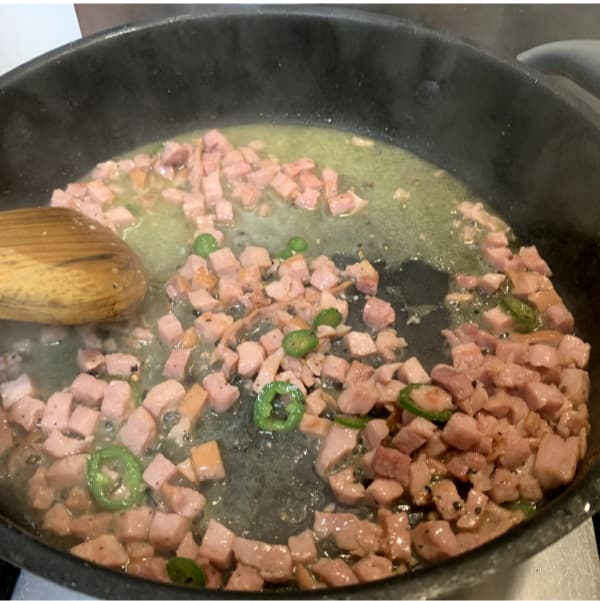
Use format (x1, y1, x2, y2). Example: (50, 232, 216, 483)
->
(8, 395, 44, 431)
(226, 564, 264, 591)
(45, 454, 88, 490)
(252, 348, 284, 393)
(483, 306, 514, 334)
(101, 380, 132, 421)
(527, 343, 561, 368)
(143, 379, 185, 419)
(143, 453, 177, 490)
(70, 374, 106, 406)
(240, 246, 271, 271)
(451, 342, 485, 371)
(27, 467, 55, 510)
(442, 413, 481, 451)
(208, 248, 240, 279)
(379, 509, 411, 563)
(271, 172, 299, 199)
(305, 389, 327, 416)
(105, 353, 140, 378)
(148, 512, 190, 551)
(282, 157, 315, 177)
(165, 274, 190, 301)
(431, 364, 474, 401)
(43, 503, 72, 536)
(392, 417, 436, 455)
(67, 406, 99, 437)
(202, 171, 223, 206)
(160, 141, 190, 166)
(71, 513, 114, 539)
(265, 275, 305, 301)
(126, 542, 154, 560)
(334, 519, 383, 556)
(321, 168, 339, 198)
(313, 511, 358, 538)
(353, 554, 393, 583)
(190, 440, 225, 481)
(518, 245, 551, 275)
(157, 313, 183, 346)
(430, 479, 464, 520)
(398, 357, 430, 384)
(203, 129, 233, 152)
(411, 520, 460, 561)
(76, 348, 105, 373)
(495, 340, 528, 364)
(343, 260, 379, 295)
(482, 246, 512, 271)
(114, 506, 154, 542)
(279, 255, 311, 284)
(161, 483, 205, 519)
(199, 519, 235, 569)
(490, 467, 520, 504)
(43, 430, 92, 458)
(521, 382, 565, 414)
(328, 466, 366, 505)
(362, 296, 395, 331)
(362, 419, 389, 450)
(118, 407, 157, 455)
(259, 329, 284, 355)
(558, 335, 590, 369)
(202, 372, 240, 412)
(195, 312, 234, 343)
(345, 361, 375, 386)
(344, 332, 377, 357)
(71, 534, 128, 568)
(295, 187, 320, 210)
(409, 384, 454, 414)
(315, 425, 359, 477)
(366, 479, 404, 506)
(299, 414, 331, 438)
(456, 489, 489, 530)
(559, 368, 590, 405)
(233, 537, 293, 582)
(312, 558, 359, 587)
(105, 206, 135, 228)
(236, 341, 265, 379)
(310, 263, 339, 291)
(328, 191, 367, 216)
(478, 273, 506, 294)
(376, 328, 407, 361)
(372, 447, 411, 487)
(534, 433, 579, 490)
(162, 348, 192, 381)
(288, 529, 317, 564)
(337, 381, 379, 415)
(544, 303, 574, 333)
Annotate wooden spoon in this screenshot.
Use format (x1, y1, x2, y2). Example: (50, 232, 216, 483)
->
(0, 207, 148, 325)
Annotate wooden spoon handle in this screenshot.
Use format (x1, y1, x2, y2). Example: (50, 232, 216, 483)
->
(0, 207, 148, 325)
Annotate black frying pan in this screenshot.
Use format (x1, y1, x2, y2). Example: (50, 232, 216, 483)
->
(1, 7, 599, 599)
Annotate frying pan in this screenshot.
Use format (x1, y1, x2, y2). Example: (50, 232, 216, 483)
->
(1, 6, 600, 599)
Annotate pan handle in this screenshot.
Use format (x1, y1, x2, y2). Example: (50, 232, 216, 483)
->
(518, 40, 600, 99)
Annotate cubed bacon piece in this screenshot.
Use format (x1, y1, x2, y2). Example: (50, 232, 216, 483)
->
(215, 199, 234, 226)
(63, 486, 92, 517)
(343, 260, 379, 295)
(310, 264, 339, 291)
(259, 329, 284, 355)
(518, 245, 551, 275)
(398, 357, 430, 384)
(239, 146, 261, 165)
(451, 342, 484, 371)
(101, 380, 132, 422)
(315, 424, 359, 477)
(176, 531, 200, 559)
(522, 382, 565, 414)
(239, 245, 271, 271)
(270, 171, 299, 199)
(279, 254, 310, 283)
(143, 380, 185, 419)
(143, 453, 177, 490)
(178, 383, 208, 425)
(528, 289, 562, 312)
(430, 479, 464, 520)
(265, 275, 305, 301)
(70, 513, 114, 540)
(392, 417, 436, 455)
(127, 557, 169, 583)
(50, 188, 75, 208)
(282, 157, 315, 177)
(178, 254, 208, 280)
(301, 390, 325, 418)
(558, 335, 590, 369)
(148, 512, 190, 551)
(203, 129, 233, 152)
(226, 564, 264, 591)
(478, 273, 506, 294)
(67, 406, 99, 437)
(126, 542, 154, 560)
(544, 303, 574, 333)
(408, 385, 453, 415)
(366, 479, 404, 507)
(334, 519, 384, 557)
(43, 503, 72, 536)
(373, 447, 411, 487)
(87, 179, 115, 204)
(345, 361, 375, 386)
(328, 466, 366, 505)
(344, 332, 377, 357)
(160, 141, 190, 167)
(190, 440, 225, 481)
(252, 348, 284, 393)
(298, 169, 323, 191)
(376, 328, 407, 361)
(362, 296, 396, 331)
(70, 374, 106, 406)
(236, 341, 266, 379)
(157, 313, 183, 346)
(534, 433, 579, 490)
(45, 454, 88, 490)
(165, 274, 189, 301)
(114, 506, 154, 542)
(161, 483, 205, 519)
(328, 191, 367, 216)
(247, 166, 278, 189)
(378, 509, 411, 563)
(40, 392, 72, 434)
(353, 554, 393, 583)
(480, 230, 509, 249)
(8, 396, 46, 432)
(232, 181, 261, 208)
(483, 306, 514, 334)
(321, 168, 339, 198)
(118, 407, 157, 455)
(362, 419, 389, 450)
(223, 159, 251, 180)
(294, 187, 320, 210)
(431, 364, 474, 401)
(27, 467, 55, 510)
(208, 248, 240, 279)
(77, 348, 105, 373)
(337, 381, 379, 415)
(312, 558, 359, 587)
(71, 534, 128, 568)
(43, 430, 92, 458)
(489, 467, 520, 504)
(201, 151, 221, 176)
(299, 414, 331, 438)
(203, 372, 240, 413)
(313, 511, 358, 538)
(482, 246, 512, 271)
(495, 340, 528, 364)
(527, 343, 561, 368)
(258, 546, 293, 583)
(442, 413, 481, 451)
(202, 171, 223, 206)
(455, 273, 479, 289)
(199, 519, 235, 569)
(161, 187, 185, 204)
(411, 520, 460, 561)
(163, 348, 192, 381)
(105, 206, 135, 228)
(195, 312, 234, 343)
(559, 368, 590, 405)
(288, 529, 317, 564)
(105, 353, 140, 378)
